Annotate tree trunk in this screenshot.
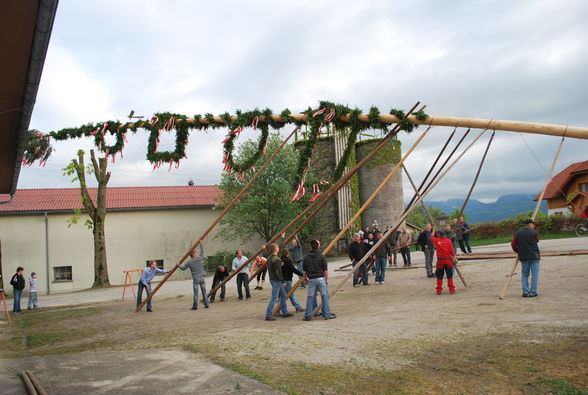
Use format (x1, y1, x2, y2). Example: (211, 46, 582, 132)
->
(92, 216, 109, 287)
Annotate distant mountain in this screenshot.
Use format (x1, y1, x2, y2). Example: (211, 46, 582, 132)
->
(424, 194, 547, 223)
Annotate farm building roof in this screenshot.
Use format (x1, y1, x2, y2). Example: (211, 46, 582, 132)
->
(534, 160, 588, 201)
(0, 185, 221, 214)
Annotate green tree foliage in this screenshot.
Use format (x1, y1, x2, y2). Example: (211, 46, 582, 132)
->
(406, 204, 446, 228)
(217, 134, 316, 243)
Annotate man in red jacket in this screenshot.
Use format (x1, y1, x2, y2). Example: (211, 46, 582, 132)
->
(430, 228, 457, 295)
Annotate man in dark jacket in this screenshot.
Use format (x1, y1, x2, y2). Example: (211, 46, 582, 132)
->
(348, 233, 367, 286)
(179, 243, 209, 310)
(281, 248, 305, 312)
(209, 265, 229, 303)
(265, 244, 292, 321)
(10, 266, 25, 313)
(511, 219, 541, 297)
(289, 236, 305, 288)
(418, 223, 436, 277)
(303, 240, 336, 321)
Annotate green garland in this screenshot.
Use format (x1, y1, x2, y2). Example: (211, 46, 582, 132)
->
(25, 103, 428, 185)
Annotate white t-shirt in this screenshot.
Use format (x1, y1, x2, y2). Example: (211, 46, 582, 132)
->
(232, 256, 249, 274)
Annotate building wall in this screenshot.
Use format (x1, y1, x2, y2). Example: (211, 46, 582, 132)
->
(0, 208, 263, 295)
(545, 173, 588, 215)
(355, 138, 404, 230)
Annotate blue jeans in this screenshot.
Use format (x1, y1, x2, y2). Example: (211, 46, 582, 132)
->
(375, 257, 387, 283)
(236, 273, 251, 298)
(296, 261, 306, 287)
(27, 292, 38, 309)
(463, 234, 472, 253)
(13, 289, 22, 312)
(353, 261, 368, 285)
(284, 280, 303, 310)
(266, 281, 288, 317)
(192, 277, 209, 308)
(137, 282, 152, 310)
(521, 260, 540, 296)
(304, 277, 333, 319)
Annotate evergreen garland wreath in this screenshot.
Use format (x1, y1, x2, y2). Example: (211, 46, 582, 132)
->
(24, 102, 428, 186)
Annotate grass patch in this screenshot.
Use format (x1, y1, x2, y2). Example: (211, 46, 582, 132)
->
(470, 232, 575, 247)
(531, 377, 587, 395)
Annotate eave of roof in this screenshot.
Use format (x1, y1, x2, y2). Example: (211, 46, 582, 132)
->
(0, 0, 59, 195)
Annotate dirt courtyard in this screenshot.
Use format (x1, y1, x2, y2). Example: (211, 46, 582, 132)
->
(1, 238, 587, 394)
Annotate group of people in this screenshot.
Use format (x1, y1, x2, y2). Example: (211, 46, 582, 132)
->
(8, 267, 39, 312)
(135, 237, 336, 321)
(418, 216, 472, 278)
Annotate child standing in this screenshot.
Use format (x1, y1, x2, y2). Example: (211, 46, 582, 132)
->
(27, 272, 39, 309)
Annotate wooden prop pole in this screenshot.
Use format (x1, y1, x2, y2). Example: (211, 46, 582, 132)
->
(0, 290, 10, 323)
(404, 128, 456, 212)
(163, 114, 588, 140)
(499, 137, 565, 300)
(136, 126, 299, 311)
(312, 130, 486, 317)
(273, 126, 431, 315)
(404, 129, 471, 216)
(402, 164, 436, 224)
(457, 131, 496, 219)
(336, 243, 417, 270)
(211, 102, 422, 298)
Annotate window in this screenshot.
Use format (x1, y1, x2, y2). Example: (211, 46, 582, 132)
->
(53, 266, 72, 281)
(580, 183, 588, 193)
(146, 260, 164, 270)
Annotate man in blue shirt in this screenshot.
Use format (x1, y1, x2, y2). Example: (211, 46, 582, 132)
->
(137, 261, 168, 312)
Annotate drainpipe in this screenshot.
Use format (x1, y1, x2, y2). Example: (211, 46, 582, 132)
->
(44, 211, 50, 295)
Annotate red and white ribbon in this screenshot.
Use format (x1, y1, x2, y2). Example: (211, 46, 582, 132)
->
(149, 116, 159, 126)
(313, 108, 326, 117)
(325, 108, 335, 123)
(308, 183, 322, 202)
(164, 116, 175, 131)
(252, 116, 259, 130)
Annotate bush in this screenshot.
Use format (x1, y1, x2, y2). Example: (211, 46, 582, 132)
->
(204, 250, 251, 274)
(472, 213, 582, 239)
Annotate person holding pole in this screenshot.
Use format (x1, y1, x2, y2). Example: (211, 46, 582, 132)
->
(303, 240, 336, 321)
(511, 219, 541, 298)
(289, 236, 305, 288)
(232, 250, 251, 300)
(418, 223, 436, 278)
(430, 228, 457, 295)
(459, 217, 472, 254)
(398, 226, 412, 267)
(280, 247, 305, 312)
(374, 233, 388, 284)
(137, 261, 168, 312)
(179, 243, 209, 310)
(265, 244, 292, 321)
(348, 233, 367, 287)
(209, 265, 228, 303)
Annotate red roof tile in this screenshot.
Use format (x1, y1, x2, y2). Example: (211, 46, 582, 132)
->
(535, 160, 588, 201)
(0, 186, 221, 213)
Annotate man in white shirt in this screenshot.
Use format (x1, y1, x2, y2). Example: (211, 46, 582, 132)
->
(232, 250, 251, 300)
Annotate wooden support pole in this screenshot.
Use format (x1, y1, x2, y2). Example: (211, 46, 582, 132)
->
(25, 371, 48, 395)
(312, 130, 486, 317)
(337, 243, 417, 270)
(402, 164, 436, 225)
(20, 371, 36, 395)
(0, 290, 10, 323)
(404, 128, 456, 213)
(273, 126, 431, 315)
(457, 131, 496, 219)
(210, 102, 422, 298)
(136, 126, 300, 311)
(499, 137, 565, 300)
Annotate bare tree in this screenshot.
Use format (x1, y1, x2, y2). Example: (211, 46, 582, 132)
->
(64, 149, 111, 287)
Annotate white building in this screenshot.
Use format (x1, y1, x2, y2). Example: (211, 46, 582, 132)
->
(0, 186, 262, 295)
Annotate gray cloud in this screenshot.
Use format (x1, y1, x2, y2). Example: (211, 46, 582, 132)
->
(20, 0, 588, 203)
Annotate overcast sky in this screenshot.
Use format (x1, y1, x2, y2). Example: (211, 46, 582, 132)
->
(19, 0, 588, 202)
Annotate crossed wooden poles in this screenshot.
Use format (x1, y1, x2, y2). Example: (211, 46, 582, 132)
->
(136, 101, 577, 311)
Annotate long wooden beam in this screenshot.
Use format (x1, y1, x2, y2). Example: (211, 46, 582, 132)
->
(174, 114, 588, 140)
